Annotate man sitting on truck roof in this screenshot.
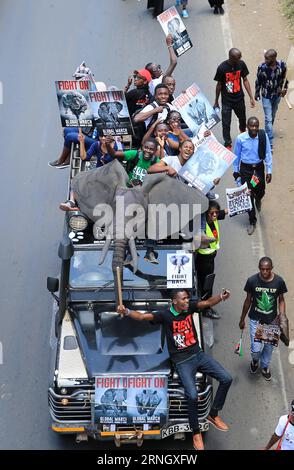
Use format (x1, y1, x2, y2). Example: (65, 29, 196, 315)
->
(117, 288, 233, 451)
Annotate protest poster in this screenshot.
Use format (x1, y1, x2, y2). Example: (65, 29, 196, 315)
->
(172, 83, 220, 136)
(55, 80, 94, 127)
(167, 251, 193, 289)
(179, 135, 236, 194)
(157, 6, 193, 57)
(226, 183, 252, 217)
(254, 322, 280, 347)
(89, 90, 133, 136)
(94, 376, 168, 426)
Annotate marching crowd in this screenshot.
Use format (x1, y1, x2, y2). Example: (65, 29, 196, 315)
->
(49, 2, 291, 451)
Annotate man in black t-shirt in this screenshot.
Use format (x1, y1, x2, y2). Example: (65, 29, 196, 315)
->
(214, 48, 255, 149)
(117, 289, 232, 450)
(239, 257, 287, 381)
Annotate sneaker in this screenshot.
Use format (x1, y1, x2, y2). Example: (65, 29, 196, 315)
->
(182, 9, 189, 18)
(144, 250, 159, 264)
(48, 159, 61, 167)
(247, 224, 256, 236)
(219, 6, 225, 14)
(207, 415, 229, 432)
(255, 198, 262, 212)
(250, 359, 259, 374)
(192, 433, 204, 450)
(261, 367, 272, 381)
(48, 159, 70, 169)
(59, 200, 79, 211)
(203, 308, 221, 319)
(56, 161, 70, 169)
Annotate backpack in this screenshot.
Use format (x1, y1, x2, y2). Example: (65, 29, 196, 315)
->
(131, 102, 158, 147)
(258, 129, 267, 159)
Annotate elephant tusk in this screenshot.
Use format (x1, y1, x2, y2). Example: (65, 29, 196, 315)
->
(98, 236, 112, 265)
(128, 237, 138, 273)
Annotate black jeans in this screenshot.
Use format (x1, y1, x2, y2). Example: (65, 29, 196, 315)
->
(195, 251, 216, 298)
(222, 99, 246, 145)
(240, 161, 265, 225)
(147, 0, 164, 16)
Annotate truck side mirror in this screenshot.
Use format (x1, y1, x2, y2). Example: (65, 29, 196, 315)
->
(47, 277, 59, 293)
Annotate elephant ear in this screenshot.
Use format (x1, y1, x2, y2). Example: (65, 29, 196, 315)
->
(71, 159, 129, 221)
(141, 173, 208, 240)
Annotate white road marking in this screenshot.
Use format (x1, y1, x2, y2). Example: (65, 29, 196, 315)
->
(0, 81, 3, 104)
(220, 3, 289, 411)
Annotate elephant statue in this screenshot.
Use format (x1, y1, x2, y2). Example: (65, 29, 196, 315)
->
(71, 160, 208, 301)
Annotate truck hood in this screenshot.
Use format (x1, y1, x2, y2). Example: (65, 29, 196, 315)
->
(73, 312, 171, 377)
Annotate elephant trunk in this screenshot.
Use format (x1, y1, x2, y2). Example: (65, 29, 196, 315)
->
(112, 238, 128, 306)
(128, 237, 138, 273)
(98, 236, 112, 265)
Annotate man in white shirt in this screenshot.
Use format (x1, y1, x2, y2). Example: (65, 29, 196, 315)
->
(263, 400, 294, 450)
(133, 83, 175, 130)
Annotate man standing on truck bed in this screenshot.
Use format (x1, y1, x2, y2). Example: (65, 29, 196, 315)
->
(117, 289, 233, 450)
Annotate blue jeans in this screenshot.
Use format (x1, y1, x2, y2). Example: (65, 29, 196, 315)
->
(250, 319, 274, 369)
(64, 127, 96, 150)
(176, 351, 232, 433)
(262, 96, 281, 144)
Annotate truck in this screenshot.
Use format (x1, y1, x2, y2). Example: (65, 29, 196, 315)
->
(47, 141, 214, 447)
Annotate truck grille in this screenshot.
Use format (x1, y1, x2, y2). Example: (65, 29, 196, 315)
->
(48, 388, 92, 423)
(49, 379, 212, 425)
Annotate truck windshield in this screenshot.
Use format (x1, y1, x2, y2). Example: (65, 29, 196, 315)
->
(69, 249, 173, 289)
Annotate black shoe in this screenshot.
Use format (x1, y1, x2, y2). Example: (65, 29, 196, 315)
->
(144, 250, 159, 264)
(247, 224, 256, 235)
(255, 198, 262, 212)
(250, 360, 259, 374)
(261, 367, 272, 381)
(219, 6, 225, 14)
(214, 6, 218, 14)
(203, 308, 221, 319)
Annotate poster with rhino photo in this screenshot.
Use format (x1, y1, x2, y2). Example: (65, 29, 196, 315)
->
(55, 80, 94, 127)
(89, 90, 133, 136)
(157, 6, 193, 57)
(179, 135, 236, 194)
(172, 83, 220, 136)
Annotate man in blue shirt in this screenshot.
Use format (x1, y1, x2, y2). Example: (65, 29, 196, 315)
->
(255, 49, 288, 149)
(233, 117, 272, 235)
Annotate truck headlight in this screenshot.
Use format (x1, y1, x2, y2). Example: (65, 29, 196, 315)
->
(68, 211, 88, 231)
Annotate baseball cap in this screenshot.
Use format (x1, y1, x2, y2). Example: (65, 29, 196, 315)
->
(133, 69, 152, 83)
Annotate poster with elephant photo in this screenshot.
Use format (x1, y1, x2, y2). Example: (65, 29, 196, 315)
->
(157, 6, 193, 57)
(89, 90, 133, 136)
(172, 83, 220, 137)
(179, 135, 236, 194)
(55, 80, 94, 127)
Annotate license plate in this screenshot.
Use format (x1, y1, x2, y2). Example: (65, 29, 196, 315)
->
(161, 421, 209, 438)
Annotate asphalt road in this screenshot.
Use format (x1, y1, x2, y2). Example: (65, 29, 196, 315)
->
(0, 0, 291, 451)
